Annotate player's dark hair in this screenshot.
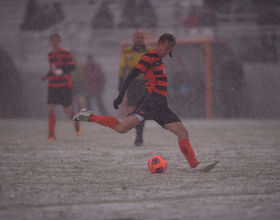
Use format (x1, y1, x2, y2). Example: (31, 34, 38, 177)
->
(158, 33, 176, 46)
(50, 33, 61, 40)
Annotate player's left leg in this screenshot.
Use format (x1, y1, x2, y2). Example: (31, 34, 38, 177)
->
(165, 122, 199, 168)
(165, 121, 217, 172)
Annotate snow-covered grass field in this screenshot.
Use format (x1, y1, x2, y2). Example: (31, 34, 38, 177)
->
(0, 118, 280, 220)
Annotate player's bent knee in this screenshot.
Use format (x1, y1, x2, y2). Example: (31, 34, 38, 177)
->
(114, 125, 129, 134)
(165, 122, 189, 140)
(179, 128, 189, 140)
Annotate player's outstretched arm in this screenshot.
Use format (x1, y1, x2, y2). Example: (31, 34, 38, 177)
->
(113, 67, 142, 110)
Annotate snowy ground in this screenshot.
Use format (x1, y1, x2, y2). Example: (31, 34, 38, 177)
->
(0, 118, 280, 220)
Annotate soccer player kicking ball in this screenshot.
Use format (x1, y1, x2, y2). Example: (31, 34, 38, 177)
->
(73, 33, 216, 172)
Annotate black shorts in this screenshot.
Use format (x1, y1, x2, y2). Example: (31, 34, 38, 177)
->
(132, 92, 181, 128)
(127, 79, 146, 106)
(47, 87, 73, 107)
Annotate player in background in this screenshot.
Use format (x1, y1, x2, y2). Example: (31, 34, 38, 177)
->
(41, 33, 81, 140)
(73, 33, 217, 173)
(119, 30, 153, 146)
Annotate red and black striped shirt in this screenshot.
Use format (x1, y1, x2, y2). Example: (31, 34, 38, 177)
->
(47, 48, 75, 89)
(135, 49, 168, 97)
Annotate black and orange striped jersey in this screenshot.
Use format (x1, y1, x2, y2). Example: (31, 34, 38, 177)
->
(135, 49, 168, 97)
(118, 49, 168, 100)
(47, 48, 75, 89)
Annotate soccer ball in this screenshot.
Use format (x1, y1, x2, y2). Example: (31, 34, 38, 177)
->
(148, 155, 167, 174)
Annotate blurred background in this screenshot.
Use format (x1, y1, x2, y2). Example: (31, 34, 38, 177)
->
(0, 0, 279, 119)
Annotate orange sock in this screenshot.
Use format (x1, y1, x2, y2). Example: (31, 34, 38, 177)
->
(178, 139, 199, 168)
(48, 113, 56, 136)
(89, 114, 120, 130)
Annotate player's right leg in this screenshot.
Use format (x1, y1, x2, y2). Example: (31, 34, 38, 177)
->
(114, 114, 140, 133)
(73, 109, 140, 133)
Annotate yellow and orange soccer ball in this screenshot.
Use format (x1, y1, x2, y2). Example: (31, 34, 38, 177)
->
(148, 155, 167, 174)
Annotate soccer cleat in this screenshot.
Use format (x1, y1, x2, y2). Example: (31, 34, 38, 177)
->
(46, 134, 55, 140)
(192, 161, 216, 173)
(75, 124, 82, 136)
(73, 109, 94, 122)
